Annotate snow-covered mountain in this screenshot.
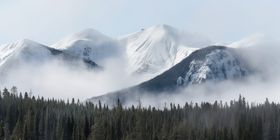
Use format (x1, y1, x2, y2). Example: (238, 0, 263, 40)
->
(89, 46, 252, 105)
(176, 48, 249, 86)
(0, 39, 100, 75)
(52, 28, 123, 65)
(1, 24, 210, 77)
(0, 39, 54, 67)
(0, 24, 259, 105)
(120, 24, 211, 74)
(49, 25, 211, 75)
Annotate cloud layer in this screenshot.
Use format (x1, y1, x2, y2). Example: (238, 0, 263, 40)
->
(0, 57, 151, 101)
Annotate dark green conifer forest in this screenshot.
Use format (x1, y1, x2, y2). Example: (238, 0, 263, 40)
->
(0, 87, 279, 140)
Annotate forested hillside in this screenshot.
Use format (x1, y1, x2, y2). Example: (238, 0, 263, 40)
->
(0, 87, 279, 140)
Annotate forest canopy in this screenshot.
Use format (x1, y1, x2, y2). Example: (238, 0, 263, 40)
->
(0, 87, 278, 140)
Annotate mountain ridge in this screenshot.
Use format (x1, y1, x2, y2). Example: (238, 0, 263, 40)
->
(0, 38, 100, 76)
(88, 46, 252, 105)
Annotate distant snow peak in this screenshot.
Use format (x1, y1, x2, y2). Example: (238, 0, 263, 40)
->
(121, 24, 210, 74)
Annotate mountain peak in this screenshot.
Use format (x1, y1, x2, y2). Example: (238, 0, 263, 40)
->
(120, 24, 212, 74)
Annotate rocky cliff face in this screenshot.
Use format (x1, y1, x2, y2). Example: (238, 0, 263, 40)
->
(177, 49, 249, 86)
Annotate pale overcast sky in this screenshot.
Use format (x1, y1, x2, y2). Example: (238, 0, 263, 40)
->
(0, 0, 280, 45)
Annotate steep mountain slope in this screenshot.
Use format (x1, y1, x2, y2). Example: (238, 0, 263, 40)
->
(52, 29, 123, 64)
(0, 39, 99, 75)
(0, 39, 54, 67)
(89, 46, 251, 105)
(120, 24, 211, 74)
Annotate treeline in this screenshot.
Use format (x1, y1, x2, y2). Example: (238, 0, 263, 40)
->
(0, 87, 279, 140)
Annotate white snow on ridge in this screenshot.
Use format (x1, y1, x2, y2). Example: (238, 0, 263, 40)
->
(0, 24, 214, 76)
(120, 24, 210, 74)
(50, 25, 211, 75)
(0, 39, 52, 67)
